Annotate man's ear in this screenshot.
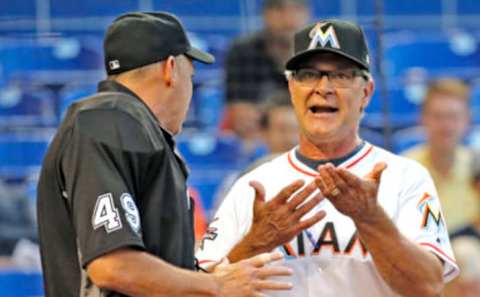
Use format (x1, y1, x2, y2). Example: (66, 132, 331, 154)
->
(162, 56, 177, 87)
(360, 79, 375, 111)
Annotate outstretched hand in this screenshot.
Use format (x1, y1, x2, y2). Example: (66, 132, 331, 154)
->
(213, 252, 293, 297)
(228, 179, 326, 262)
(315, 162, 387, 223)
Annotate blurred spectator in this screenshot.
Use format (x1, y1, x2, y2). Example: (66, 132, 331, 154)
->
(450, 150, 480, 241)
(222, 0, 310, 154)
(0, 179, 38, 267)
(259, 90, 298, 154)
(243, 90, 298, 171)
(227, 101, 267, 160)
(403, 78, 478, 232)
(225, 0, 310, 104)
(445, 150, 480, 296)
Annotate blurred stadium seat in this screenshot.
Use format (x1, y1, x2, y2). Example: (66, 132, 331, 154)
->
(0, 130, 53, 181)
(0, 86, 56, 128)
(359, 126, 387, 149)
(0, 270, 43, 297)
(177, 133, 251, 211)
(391, 126, 426, 154)
(58, 84, 97, 119)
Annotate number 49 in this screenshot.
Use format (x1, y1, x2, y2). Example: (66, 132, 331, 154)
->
(92, 193, 122, 233)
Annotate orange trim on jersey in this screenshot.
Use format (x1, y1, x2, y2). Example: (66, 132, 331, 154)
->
(283, 243, 297, 257)
(287, 145, 374, 176)
(198, 259, 217, 265)
(344, 145, 374, 169)
(444, 267, 457, 279)
(287, 151, 318, 177)
(419, 242, 456, 264)
(417, 192, 431, 208)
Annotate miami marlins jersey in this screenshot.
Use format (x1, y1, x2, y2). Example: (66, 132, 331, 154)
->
(196, 143, 459, 297)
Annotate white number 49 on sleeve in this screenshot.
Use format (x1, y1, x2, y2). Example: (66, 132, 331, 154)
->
(92, 193, 122, 233)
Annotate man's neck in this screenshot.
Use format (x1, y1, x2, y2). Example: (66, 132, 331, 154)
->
(298, 133, 362, 161)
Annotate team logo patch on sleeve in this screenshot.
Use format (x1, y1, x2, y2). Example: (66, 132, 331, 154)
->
(120, 193, 141, 234)
(417, 193, 446, 233)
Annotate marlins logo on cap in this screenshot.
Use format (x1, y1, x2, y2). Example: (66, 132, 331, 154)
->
(308, 22, 340, 50)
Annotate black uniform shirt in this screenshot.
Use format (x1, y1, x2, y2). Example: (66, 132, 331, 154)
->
(37, 80, 195, 297)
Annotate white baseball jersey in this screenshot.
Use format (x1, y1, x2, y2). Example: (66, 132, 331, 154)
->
(196, 143, 459, 297)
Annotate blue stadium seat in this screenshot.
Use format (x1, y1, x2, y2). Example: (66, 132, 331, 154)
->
(0, 130, 53, 180)
(364, 87, 421, 130)
(384, 30, 480, 79)
(359, 126, 387, 149)
(391, 126, 426, 154)
(0, 37, 102, 79)
(0, 87, 56, 128)
(177, 133, 258, 211)
(0, 270, 43, 297)
(58, 84, 97, 119)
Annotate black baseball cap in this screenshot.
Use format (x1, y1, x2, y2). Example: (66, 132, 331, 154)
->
(285, 19, 370, 71)
(104, 12, 215, 75)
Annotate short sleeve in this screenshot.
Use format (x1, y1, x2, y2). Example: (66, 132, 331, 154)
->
(195, 178, 255, 267)
(62, 108, 156, 267)
(396, 162, 460, 282)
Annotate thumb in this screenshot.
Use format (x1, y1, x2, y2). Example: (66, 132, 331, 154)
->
(207, 257, 230, 273)
(366, 162, 387, 183)
(249, 180, 266, 209)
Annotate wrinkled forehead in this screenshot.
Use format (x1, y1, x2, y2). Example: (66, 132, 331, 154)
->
(296, 52, 360, 70)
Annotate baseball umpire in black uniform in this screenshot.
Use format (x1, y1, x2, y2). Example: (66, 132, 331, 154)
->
(37, 12, 292, 297)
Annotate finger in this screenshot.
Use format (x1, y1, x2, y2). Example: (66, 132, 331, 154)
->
(254, 280, 293, 291)
(292, 193, 324, 220)
(271, 179, 305, 205)
(317, 164, 337, 196)
(287, 181, 318, 210)
(335, 167, 362, 188)
(314, 176, 325, 192)
(324, 166, 350, 193)
(257, 266, 293, 278)
(365, 162, 387, 183)
(294, 210, 326, 232)
(248, 252, 284, 267)
(253, 293, 269, 297)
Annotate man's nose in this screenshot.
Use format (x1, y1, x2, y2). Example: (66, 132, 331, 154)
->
(313, 75, 334, 93)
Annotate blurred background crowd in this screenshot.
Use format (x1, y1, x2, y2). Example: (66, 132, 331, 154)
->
(0, 0, 479, 296)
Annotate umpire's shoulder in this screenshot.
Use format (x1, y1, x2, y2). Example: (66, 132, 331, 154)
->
(69, 92, 161, 153)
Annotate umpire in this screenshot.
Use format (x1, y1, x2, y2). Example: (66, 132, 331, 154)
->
(37, 12, 292, 297)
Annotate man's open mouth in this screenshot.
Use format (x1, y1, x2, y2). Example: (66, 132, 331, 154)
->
(309, 106, 339, 114)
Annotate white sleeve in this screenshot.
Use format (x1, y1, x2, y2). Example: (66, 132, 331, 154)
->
(195, 178, 255, 268)
(396, 161, 460, 282)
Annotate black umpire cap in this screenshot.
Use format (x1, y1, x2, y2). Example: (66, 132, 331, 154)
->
(104, 12, 215, 75)
(285, 19, 370, 71)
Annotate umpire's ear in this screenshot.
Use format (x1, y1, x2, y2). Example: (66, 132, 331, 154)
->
(162, 55, 177, 87)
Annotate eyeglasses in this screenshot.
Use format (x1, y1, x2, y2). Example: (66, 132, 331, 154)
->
(292, 68, 367, 88)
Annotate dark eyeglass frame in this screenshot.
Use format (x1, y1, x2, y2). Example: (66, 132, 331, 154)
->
(291, 68, 369, 88)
